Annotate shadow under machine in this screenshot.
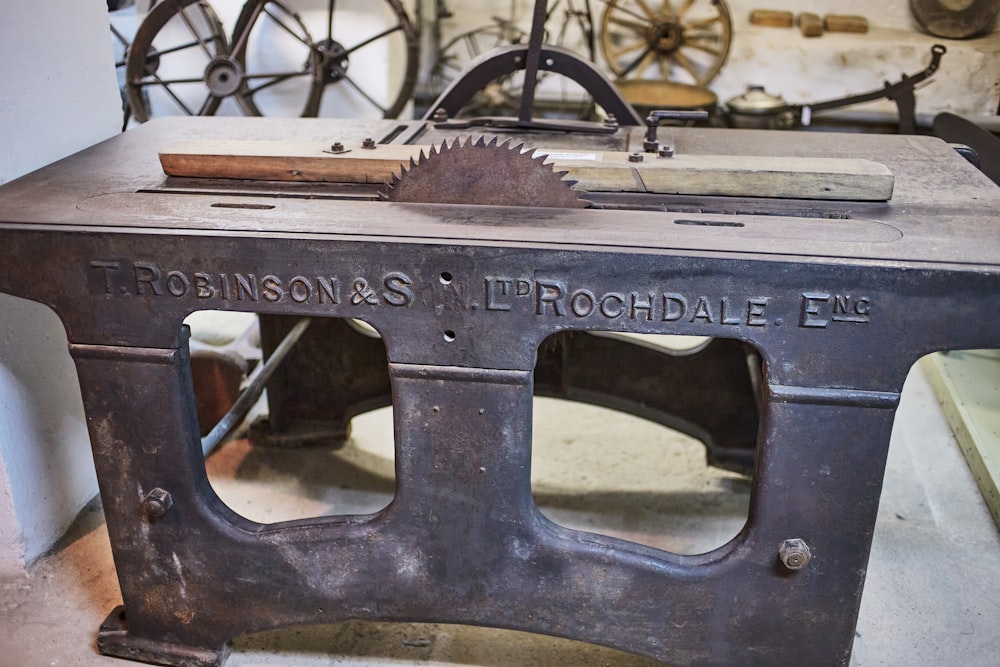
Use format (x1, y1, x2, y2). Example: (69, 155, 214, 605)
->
(3, 1, 1000, 665)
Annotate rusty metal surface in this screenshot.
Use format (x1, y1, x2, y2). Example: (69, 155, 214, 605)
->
(0, 117, 998, 666)
(385, 137, 588, 208)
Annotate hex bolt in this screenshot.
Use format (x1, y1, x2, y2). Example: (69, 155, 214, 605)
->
(362, 137, 376, 149)
(142, 487, 173, 520)
(778, 538, 812, 570)
(628, 152, 644, 163)
(330, 141, 344, 152)
(431, 107, 449, 122)
(603, 114, 618, 128)
(658, 145, 675, 158)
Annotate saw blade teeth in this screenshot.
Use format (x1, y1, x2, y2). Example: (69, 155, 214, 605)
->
(474, 136, 488, 148)
(488, 136, 501, 148)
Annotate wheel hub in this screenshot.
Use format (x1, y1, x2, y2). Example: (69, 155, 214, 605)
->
(317, 38, 350, 84)
(646, 16, 684, 52)
(204, 56, 244, 96)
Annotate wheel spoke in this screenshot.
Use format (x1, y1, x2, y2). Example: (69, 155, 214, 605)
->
(673, 48, 701, 81)
(262, 6, 312, 48)
(327, 0, 336, 41)
(342, 74, 388, 114)
(602, 1, 655, 25)
(634, 0, 658, 20)
(610, 38, 648, 59)
(152, 74, 196, 115)
(135, 75, 208, 86)
(657, 52, 671, 79)
(230, 2, 265, 55)
(677, 0, 696, 16)
(197, 93, 220, 115)
(245, 69, 310, 95)
(686, 14, 721, 29)
(175, 5, 217, 60)
(684, 40, 721, 56)
(111, 24, 130, 48)
(608, 15, 650, 33)
(621, 47, 656, 78)
(148, 38, 212, 59)
(342, 24, 403, 57)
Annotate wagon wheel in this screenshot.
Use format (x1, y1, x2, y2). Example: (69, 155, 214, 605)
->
(231, 0, 420, 119)
(124, 0, 229, 122)
(599, 0, 732, 87)
(124, 0, 230, 123)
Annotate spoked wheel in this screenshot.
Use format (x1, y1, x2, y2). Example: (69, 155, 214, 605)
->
(429, 0, 597, 120)
(232, 0, 419, 119)
(599, 0, 732, 87)
(124, 0, 230, 122)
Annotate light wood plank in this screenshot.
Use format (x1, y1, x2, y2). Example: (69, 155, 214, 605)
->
(160, 140, 895, 201)
(922, 351, 1000, 530)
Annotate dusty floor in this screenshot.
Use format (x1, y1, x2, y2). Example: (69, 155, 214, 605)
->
(2, 363, 999, 666)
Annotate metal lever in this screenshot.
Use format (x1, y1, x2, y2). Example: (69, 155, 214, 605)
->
(643, 109, 709, 153)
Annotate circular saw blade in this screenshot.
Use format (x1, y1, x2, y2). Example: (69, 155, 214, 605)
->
(383, 136, 589, 209)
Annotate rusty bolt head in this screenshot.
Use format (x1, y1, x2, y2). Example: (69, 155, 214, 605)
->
(778, 538, 811, 570)
(142, 487, 173, 520)
(658, 145, 674, 158)
(628, 152, 643, 163)
(431, 107, 448, 122)
(331, 141, 344, 152)
(362, 137, 376, 149)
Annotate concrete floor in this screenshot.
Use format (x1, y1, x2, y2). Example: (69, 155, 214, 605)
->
(2, 361, 999, 666)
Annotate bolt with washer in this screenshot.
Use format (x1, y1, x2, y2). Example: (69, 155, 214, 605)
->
(778, 538, 812, 570)
(142, 487, 173, 520)
(362, 137, 376, 149)
(628, 152, 643, 163)
(330, 141, 344, 152)
(658, 146, 674, 158)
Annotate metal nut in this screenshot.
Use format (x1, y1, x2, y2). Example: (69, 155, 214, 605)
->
(330, 141, 344, 152)
(658, 145, 674, 158)
(431, 107, 448, 122)
(142, 487, 173, 520)
(603, 114, 618, 128)
(362, 137, 376, 149)
(628, 152, 643, 163)
(778, 538, 811, 570)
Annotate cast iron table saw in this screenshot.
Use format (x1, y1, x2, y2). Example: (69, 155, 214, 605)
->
(0, 117, 997, 666)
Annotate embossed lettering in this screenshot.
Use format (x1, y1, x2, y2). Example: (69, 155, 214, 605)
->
(289, 276, 312, 303)
(485, 277, 513, 311)
(831, 294, 871, 323)
(90, 261, 120, 294)
(630, 293, 654, 321)
(382, 272, 412, 306)
(317, 276, 340, 305)
(133, 262, 163, 296)
(661, 294, 687, 322)
(570, 290, 595, 317)
(235, 274, 258, 301)
(536, 280, 566, 316)
(800, 292, 830, 328)
(194, 273, 215, 298)
(747, 297, 768, 326)
(261, 275, 282, 302)
(800, 292, 871, 328)
(599, 293, 625, 319)
(689, 296, 714, 323)
(219, 274, 230, 300)
(720, 297, 741, 325)
(166, 271, 190, 297)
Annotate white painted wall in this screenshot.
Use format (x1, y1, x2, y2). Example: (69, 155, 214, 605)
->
(0, 0, 121, 574)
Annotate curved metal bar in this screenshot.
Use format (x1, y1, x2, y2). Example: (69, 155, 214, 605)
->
(422, 43, 643, 126)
